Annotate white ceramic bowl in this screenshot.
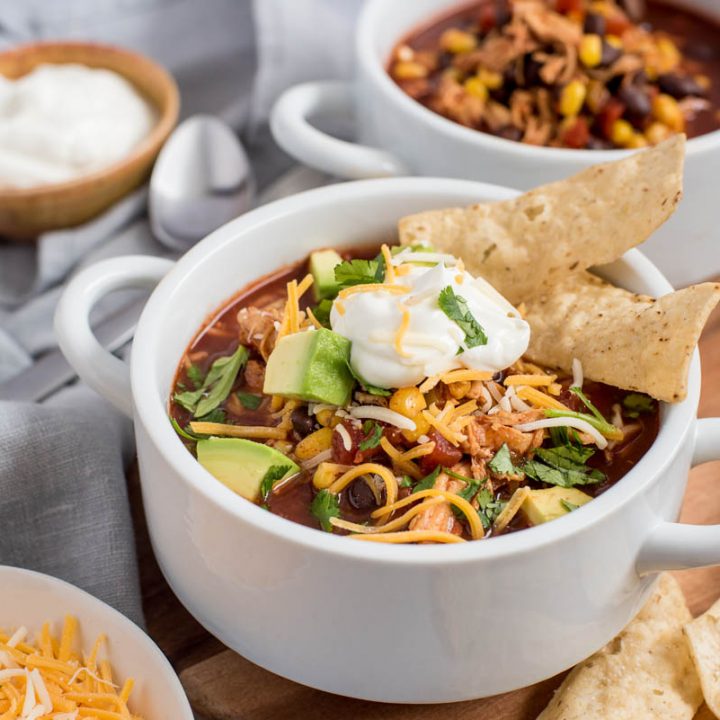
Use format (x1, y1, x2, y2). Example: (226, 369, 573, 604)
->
(55, 178, 720, 702)
(270, 0, 720, 288)
(0, 566, 192, 719)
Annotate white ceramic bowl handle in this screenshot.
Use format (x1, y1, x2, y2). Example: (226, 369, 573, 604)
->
(54, 256, 174, 418)
(637, 418, 720, 574)
(270, 81, 408, 179)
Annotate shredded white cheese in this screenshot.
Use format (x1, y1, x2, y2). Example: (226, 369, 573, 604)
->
(7, 626, 27, 648)
(350, 405, 417, 431)
(335, 423, 352, 451)
(572, 358, 584, 389)
(0, 669, 25, 681)
(300, 448, 333, 469)
(514, 417, 608, 449)
(30, 669, 52, 713)
(22, 668, 36, 718)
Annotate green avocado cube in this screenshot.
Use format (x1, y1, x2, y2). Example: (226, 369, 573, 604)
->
(196, 437, 299, 501)
(263, 327, 353, 406)
(521, 487, 592, 526)
(309, 249, 343, 300)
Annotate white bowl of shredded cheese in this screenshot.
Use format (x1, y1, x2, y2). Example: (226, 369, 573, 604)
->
(0, 42, 178, 238)
(0, 566, 193, 720)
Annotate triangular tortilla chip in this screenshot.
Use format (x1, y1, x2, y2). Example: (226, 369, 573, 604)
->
(538, 574, 702, 720)
(523, 272, 720, 402)
(684, 596, 720, 718)
(398, 136, 684, 304)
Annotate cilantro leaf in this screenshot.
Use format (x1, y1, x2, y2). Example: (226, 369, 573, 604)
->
(236, 392, 262, 410)
(523, 446, 605, 488)
(488, 444, 521, 476)
(260, 464, 293, 501)
(335, 259, 383, 288)
(398, 475, 414, 488)
(196, 407, 227, 424)
(345, 359, 392, 396)
(174, 345, 249, 418)
(476, 488, 506, 530)
(622, 393, 655, 418)
(311, 489, 341, 531)
(538, 444, 596, 467)
(560, 499, 580, 512)
(438, 286, 488, 349)
(412, 466, 441, 494)
(187, 364, 204, 389)
(311, 299, 333, 327)
(359, 421, 383, 451)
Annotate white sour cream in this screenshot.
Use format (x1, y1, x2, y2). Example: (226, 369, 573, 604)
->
(0, 63, 157, 188)
(330, 254, 530, 388)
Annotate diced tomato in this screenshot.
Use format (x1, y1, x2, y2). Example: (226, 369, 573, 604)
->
(598, 98, 626, 139)
(606, 11, 631, 36)
(418, 430, 463, 474)
(560, 117, 590, 149)
(554, 0, 583, 15)
(478, 4, 497, 32)
(331, 420, 383, 465)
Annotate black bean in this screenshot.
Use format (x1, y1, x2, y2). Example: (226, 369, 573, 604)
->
(492, 370, 505, 383)
(599, 40, 623, 67)
(618, 84, 651, 118)
(291, 409, 317, 437)
(521, 55, 543, 87)
(347, 478, 378, 511)
(496, 125, 523, 142)
(583, 12, 606, 36)
(658, 73, 707, 99)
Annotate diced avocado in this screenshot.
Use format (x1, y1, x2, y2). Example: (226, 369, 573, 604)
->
(263, 328, 354, 406)
(521, 487, 592, 526)
(196, 437, 299, 501)
(310, 249, 343, 300)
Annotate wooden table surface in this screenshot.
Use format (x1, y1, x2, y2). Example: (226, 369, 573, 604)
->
(128, 291, 720, 718)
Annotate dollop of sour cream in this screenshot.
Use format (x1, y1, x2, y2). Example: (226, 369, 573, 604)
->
(0, 63, 157, 189)
(330, 251, 530, 388)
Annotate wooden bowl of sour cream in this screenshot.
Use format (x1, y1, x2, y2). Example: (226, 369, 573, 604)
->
(0, 42, 179, 239)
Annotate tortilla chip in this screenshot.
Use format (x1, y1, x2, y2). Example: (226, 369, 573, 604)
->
(523, 273, 720, 402)
(398, 136, 684, 304)
(684, 597, 720, 718)
(538, 574, 702, 720)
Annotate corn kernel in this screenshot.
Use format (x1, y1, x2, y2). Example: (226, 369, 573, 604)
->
(393, 61, 428, 80)
(316, 408, 334, 427)
(579, 34, 603, 68)
(295, 427, 334, 460)
(389, 387, 427, 418)
(610, 119, 634, 147)
(605, 34, 623, 49)
(560, 80, 587, 117)
(657, 37, 681, 72)
(695, 74, 711, 91)
(652, 93, 685, 132)
(313, 462, 340, 490)
(447, 381, 472, 399)
(477, 67, 503, 90)
(439, 28, 477, 54)
(589, 1, 612, 16)
(464, 76, 489, 100)
(626, 133, 648, 149)
(644, 64, 659, 82)
(645, 121, 672, 145)
(401, 412, 432, 443)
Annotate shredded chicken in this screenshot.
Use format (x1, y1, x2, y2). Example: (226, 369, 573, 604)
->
(429, 74, 486, 127)
(244, 359, 265, 392)
(515, 0, 582, 46)
(236, 305, 283, 360)
(409, 471, 464, 535)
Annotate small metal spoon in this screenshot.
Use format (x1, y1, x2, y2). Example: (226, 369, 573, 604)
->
(149, 115, 255, 251)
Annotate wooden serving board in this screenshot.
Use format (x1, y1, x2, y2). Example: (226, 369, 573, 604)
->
(130, 291, 720, 720)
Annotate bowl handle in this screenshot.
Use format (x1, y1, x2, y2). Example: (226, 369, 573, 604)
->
(637, 418, 720, 574)
(270, 80, 408, 179)
(54, 256, 174, 418)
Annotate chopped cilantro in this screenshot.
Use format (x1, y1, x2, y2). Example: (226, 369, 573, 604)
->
(311, 298, 333, 327)
(196, 407, 227, 424)
(622, 393, 655, 418)
(359, 421, 383, 451)
(412, 466, 441, 494)
(569, 386, 605, 423)
(311, 489, 341, 531)
(174, 345, 249, 418)
(438, 286, 488, 350)
(488, 444, 521, 476)
(187, 364, 204, 389)
(560, 499, 581, 512)
(523, 446, 604, 489)
(236, 391, 262, 410)
(170, 417, 200, 441)
(444, 467, 476, 485)
(398, 475, 414, 488)
(476, 488, 506, 530)
(345, 359, 392, 396)
(334, 259, 384, 289)
(260, 464, 293, 501)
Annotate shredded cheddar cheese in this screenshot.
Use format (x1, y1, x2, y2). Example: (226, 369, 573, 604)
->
(350, 530, 465, 543)
(381, 244, 396, 285)
(328, 463, 398, 508)
(438, 369, 493, 384)
(337, 284, 410, 300)
(504, 374, 556, 387)
(379, 437, 423, 480)
(330, 497, 445, 534)
(189, 421, 287, 439)
(421, 409, 464, 446)
(296, 273, 314, 299)
(515, 386, 570, 411)
(334, 301, 346, 316)
(0, 616, 140, 720)
(493, 486, 531, 534)
(394, 304, 411, 358)
(305, 306, 323, 330)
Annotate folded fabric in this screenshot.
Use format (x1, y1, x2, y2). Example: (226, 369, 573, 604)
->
(0, 386, 143, 626)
